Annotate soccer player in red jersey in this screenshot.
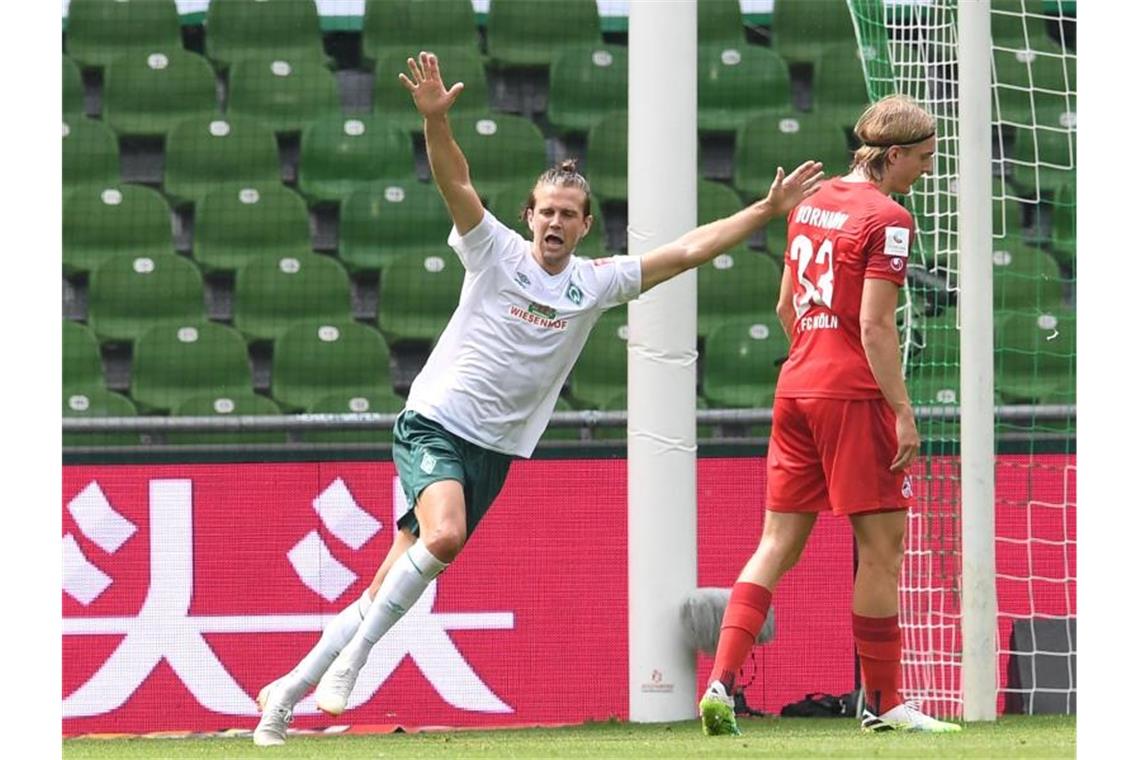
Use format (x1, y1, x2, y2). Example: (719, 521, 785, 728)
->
(699, 95, 961, 735)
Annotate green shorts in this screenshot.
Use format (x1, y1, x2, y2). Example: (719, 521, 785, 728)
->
(392, 410, 514, 538)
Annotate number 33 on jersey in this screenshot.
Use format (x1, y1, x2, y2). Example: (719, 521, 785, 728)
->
(776, 178, 915, 400)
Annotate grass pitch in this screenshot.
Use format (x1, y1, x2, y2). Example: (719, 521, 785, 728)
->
(63, 715, 1075, 759)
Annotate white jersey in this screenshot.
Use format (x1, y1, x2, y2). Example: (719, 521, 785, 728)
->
(405, 210, 642, 457)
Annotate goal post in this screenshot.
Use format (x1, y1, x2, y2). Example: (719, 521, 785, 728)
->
(957, 0, 999, 723)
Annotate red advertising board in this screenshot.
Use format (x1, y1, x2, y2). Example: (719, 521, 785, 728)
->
(63, 455, 1074, 734)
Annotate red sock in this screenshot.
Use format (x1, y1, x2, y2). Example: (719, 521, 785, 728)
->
(853, 613, 903, 714)
(709, 582, 772, 692)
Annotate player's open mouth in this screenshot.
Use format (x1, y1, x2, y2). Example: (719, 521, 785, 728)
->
(544, 234, 564, 246)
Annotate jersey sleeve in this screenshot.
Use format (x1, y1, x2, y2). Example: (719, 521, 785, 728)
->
(584, 255, 643, 310)
(447, 210, 517, 273)
(862, 205, 914, 286)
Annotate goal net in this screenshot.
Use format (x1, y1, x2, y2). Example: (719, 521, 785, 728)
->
(846, 0, 1076, 718)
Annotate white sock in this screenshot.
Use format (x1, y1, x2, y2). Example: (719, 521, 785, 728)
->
(277, 589, 372, 704)
(339, 541, 447, 670)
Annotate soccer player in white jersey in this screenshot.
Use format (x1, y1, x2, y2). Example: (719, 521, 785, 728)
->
(253, 51, 824, 746)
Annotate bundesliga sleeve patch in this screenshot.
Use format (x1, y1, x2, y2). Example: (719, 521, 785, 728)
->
(884, 226, 911, 258)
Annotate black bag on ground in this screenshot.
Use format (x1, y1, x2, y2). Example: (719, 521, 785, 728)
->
(780, 691, 857, 717)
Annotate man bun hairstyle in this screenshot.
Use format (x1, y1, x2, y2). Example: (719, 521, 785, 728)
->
(523, 158, 592, 219)
(850, 94, 936, 183)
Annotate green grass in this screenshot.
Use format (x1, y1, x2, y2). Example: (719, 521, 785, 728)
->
(63, 715, 1075, 759)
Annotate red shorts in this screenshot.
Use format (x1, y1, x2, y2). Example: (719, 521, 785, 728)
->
(766, 397, 912, 515)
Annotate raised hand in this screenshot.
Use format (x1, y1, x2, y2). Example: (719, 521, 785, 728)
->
(397, 51, 464, 119)
(764, 160, 826, 216)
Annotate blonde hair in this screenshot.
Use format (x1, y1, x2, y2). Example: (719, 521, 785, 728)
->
(850, 95, 936, 182)
(523, 158, 592, 219)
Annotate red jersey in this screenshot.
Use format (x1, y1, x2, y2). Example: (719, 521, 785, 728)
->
(775, 178, 913, 399)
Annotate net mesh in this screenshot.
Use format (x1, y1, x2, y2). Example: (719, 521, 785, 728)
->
(847, 0, 1076, 718)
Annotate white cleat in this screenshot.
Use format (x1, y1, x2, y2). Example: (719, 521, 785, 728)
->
(253, 679, 294, 747)
(314, 654, 360, 716)
(862, 701, 962, 733)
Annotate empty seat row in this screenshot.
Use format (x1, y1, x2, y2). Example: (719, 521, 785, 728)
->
(67, 0, 838, 75)
(64, 177, 567, 278)
(65, 317, 401, 413)
(909, 308, 1075, 409)
(62, 111, 547, 204)
(64, 36, 885, 144)
(72, 246, 470, 347)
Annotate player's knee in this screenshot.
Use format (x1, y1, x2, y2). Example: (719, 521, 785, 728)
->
(760, 535, 807, 574)
(422, 524, 466, 563)
(859, 542, 904, 579)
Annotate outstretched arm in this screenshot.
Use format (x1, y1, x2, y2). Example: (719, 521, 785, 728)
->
(398, 51, 483, 235)
(638, 161, 824, 293)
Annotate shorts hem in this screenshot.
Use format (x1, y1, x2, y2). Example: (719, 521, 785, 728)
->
(766, 501, 831, 513)
(841, 503, 910, 516)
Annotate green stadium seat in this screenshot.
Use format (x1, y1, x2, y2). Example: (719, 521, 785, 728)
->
(909, 371, 961, 444)
(64, 320, 104, 390)
(569, 307, 627, 409)
(486, 0, 602, 69)
(1048, 181, 1075, 271)
(227, 57, 342, 135)
(131, 321, 253, 413)
(271, 321, 394, 412)
(102, 49, 218, 138)
(992, 241, 1065, 312)
(1011, 125, 1075, 196)
(193, 183, 312, 273)
(698, 0, 746, 48)
(301, 390, 407, 444)
(991, 0, 1059, 51)
(361, 0, 480, 66)
(232, 252, 353, 343)
(65, 0, 183, 71)
(372, 48, 490, 134)
(586, 111, 627, 202)
(995, 309, 1075, 404)
(993, 47, 1076, 132)
(63, 184, 173, 277)
(297, 114, 417, 204)
(547, 45, 628, 136)
(917, 307, 961, 369)
(377, 250, 465, 345)
(811, 44, 873, 130)
(764, 214, 790, 258)
(63, 56, 86, 117)
(63, 118, 120, 190)
(734, 111, 851, 201)
(446, 114, 548, 200)
(698, 250, 782, 339)
(168, 391, 285, 445)
(204, 0, 328, 71)
(703, 317, 788, 408)
(338, 181, 453, 274)
(698, 45, 791, 133)
(164, 116, 282, 206)
(771, 0, 859, 66)
(489, 181, 607, 258)
(912, 308, 961, 441)
(698, 179, 742, 224)
(63, 387, 139, 446)
(86, 252, 205, 344)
